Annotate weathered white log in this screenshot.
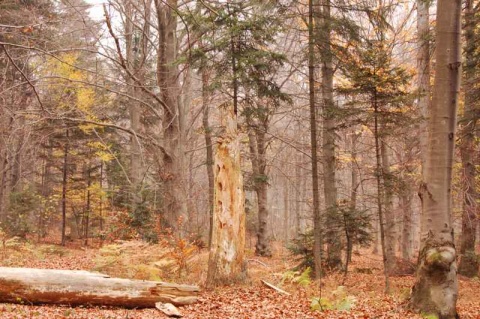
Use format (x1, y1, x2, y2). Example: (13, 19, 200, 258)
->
(261, 280, 291, 296)
(156, 302, 182, 317)
(0, 267, 199, 308)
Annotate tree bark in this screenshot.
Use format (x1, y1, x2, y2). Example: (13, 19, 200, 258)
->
(308, 0, 323, 280)
(381, 137, 396, 275)
(206, 104, 246, 287)
(409, 1, 461, 317)
(458, 0, 479, 278)
(155, 0, 187, 231)
(401, 188, 414, 261)
(347, 130, 359, 263)
(417, 0, 431, 177)
(318, 0, 341, 269)
(124, 0, 147, 217)
(0, 267, 198, 307)
(373, 94, 390, 293)
(247, 118, 272, 257)
(201, 69, 215, 248)
(61, 129, 69, 246)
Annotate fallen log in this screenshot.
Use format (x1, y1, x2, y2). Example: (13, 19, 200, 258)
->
(0, 267, 199, 308)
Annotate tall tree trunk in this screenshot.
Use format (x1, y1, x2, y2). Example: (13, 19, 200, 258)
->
(399, 137, 416, 260)
(458, 0, 479, 278)
(84, 164, 91, 246)
(247, 118, 272, 257)
(201, 69, 215, 248)
(206, 104, 246, 287)
(0, 150, 8, 223)
(308, 0, 322, 280)
(61, 130, 69, 246)
(381, 137, 396, 275)
(318, 0, 340, 269)
(401, 188, 413, 260)
(283, 176, 290, 243)
(373, 95, 390, 293)
(417, 0, 431, 177)
(125, 0, 149, 224)
(155, 0, 187, 231)
(409, 1, 461, 317)
(347, 130, 359, 263)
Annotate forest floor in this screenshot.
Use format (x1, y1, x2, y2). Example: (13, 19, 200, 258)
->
(0, 238, 479, 319)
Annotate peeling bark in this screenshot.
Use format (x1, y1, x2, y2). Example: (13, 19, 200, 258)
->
(0, 267, 199, 308)
(206, 104, 246, 287)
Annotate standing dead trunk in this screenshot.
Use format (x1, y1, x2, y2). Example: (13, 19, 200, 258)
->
(458, 0, 479, 278)
(409, 1, 461, 317)
(206, 104, 246, 287)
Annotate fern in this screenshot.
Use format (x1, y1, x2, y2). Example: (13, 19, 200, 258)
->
(311, 286, 356, 312)
(293, 267, 312, 286)
(281, 267, 312, 286)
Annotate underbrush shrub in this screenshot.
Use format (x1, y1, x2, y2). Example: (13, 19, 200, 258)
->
(311, 286, 356, 311)
(288, 207, 372, 274)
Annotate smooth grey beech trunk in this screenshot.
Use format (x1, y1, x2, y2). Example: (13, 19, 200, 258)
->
(416, 0, 431, 177)
(458, 0, 479, 278)
(409, 1, 461, 317)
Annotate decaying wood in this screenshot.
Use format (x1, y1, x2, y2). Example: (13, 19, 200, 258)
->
(0, 267, 199, 308)
(156, 302, 182, 317)
(261, 280, 291, 296)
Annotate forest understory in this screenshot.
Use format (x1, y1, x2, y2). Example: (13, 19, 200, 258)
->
(0, 239, 478, 319)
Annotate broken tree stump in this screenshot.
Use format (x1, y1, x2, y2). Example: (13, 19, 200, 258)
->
(0, 267, 199, 308)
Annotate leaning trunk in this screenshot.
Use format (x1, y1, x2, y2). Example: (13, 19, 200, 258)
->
(409, 1, 461, 317)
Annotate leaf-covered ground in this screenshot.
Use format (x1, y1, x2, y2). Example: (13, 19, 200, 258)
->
(0, 240, 479, 319)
